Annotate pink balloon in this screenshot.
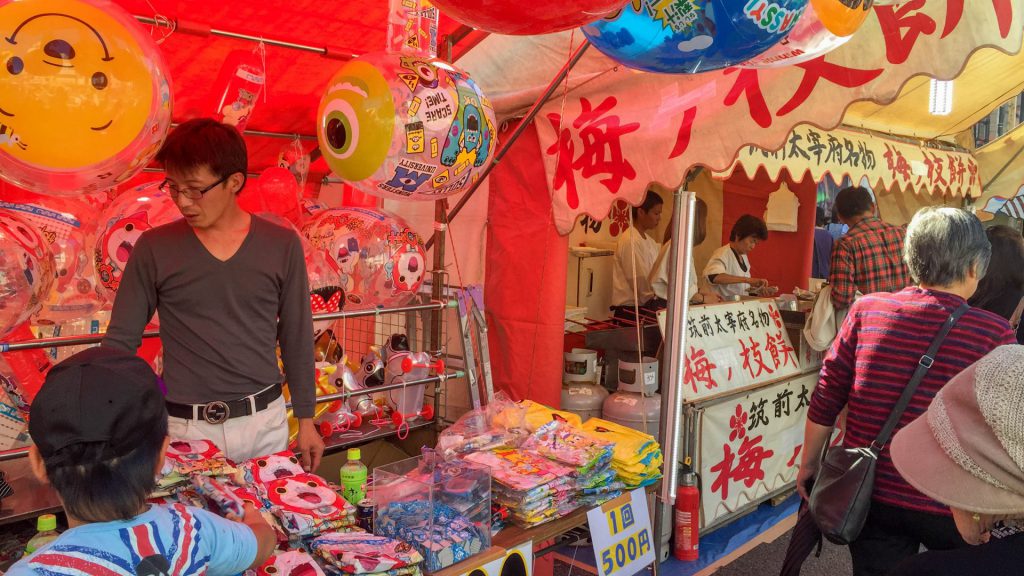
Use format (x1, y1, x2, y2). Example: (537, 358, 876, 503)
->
(241, 168, 302, 227)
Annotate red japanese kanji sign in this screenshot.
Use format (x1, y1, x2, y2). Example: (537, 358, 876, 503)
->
(531, 1, 1021, 234)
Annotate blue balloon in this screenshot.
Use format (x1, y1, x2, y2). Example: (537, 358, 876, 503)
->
(583, 0, 810, 74)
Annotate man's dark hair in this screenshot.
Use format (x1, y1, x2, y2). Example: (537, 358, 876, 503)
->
(43, 418, 168, 523)
(631, 188, 664, 220)
(969, 225, 1024, 312)
(730, 214, 768, 242)
(156, 118, 248, 194)
(815, 206, 827, 227)
(834, 186, 874, 219)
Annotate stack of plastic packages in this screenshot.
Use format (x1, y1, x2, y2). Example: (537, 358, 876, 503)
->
(239, 451, 358, 541)
(464, 447, 576, 528)
(521, 420, 624, 509)
(155, 439, 237, 496)
(580, 419, 663, 488)
(310, 532, 425, 576)
(373, 453, 491, 573)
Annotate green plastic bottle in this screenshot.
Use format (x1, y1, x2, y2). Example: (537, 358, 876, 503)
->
(340, 448, 368, 506)
(25, 514, 59, 554)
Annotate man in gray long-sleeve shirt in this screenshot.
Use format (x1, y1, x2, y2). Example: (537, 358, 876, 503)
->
(103, 118, 324, 470)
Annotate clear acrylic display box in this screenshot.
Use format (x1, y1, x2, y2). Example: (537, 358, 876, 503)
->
(373, 454, 492, 572)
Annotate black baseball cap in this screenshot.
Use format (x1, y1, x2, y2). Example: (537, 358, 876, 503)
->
(29, 347, 167, 461)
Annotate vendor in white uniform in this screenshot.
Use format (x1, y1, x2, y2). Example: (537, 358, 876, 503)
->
(704, 214, 772, 300)
(611, 187, 664, 319)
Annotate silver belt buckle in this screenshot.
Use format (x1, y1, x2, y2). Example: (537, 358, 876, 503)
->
(202, 400, 230, 424)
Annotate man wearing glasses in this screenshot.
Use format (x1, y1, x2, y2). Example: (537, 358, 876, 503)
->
(102, 118, 324, 471)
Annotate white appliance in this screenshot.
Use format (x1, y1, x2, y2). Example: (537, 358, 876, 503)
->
(566, 247, 615, 322)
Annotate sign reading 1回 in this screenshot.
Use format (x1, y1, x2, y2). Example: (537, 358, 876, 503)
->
(588, 489, 655, 576)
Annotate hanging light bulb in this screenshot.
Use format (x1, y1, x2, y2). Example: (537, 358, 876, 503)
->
(929, 79, 954, 116)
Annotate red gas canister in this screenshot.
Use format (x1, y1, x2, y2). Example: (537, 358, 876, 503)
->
(674, 471, 700, 561)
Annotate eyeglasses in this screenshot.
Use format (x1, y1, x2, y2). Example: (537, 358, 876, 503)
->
(159, 174, 229, 200)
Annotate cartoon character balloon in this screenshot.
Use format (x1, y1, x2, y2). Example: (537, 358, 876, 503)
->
(317, 52, 496, 201)
(0, 211, 55, 338)
(302, 208, 427, 309)
(743, 0, 873, 68)
(0, 199, 104, 324)
(429, 0, 626, 35)
(94, 181, 180, 301)
(583, 0, 810, 74)
(0, 0, 173, 195)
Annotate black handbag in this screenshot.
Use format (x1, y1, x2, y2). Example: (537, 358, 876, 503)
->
(809, 302, 969, 545)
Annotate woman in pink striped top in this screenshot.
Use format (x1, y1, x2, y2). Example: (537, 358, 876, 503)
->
(796, 207, 1016, 576)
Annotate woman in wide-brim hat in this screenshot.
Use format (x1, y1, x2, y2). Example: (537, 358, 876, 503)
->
(890, 344, 1024, 575)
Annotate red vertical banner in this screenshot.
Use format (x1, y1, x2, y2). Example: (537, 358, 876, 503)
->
(485, 121, 566, 408)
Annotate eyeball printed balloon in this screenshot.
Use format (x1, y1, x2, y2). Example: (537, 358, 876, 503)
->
(583, 0, 810, 74)
(0, 0, 173, 196)
(0, 210, 55, 338)
(429, 0, 627, 35)
(0, 198, 104, 324)
(744, 0, 872, 67)
(317, 52, 497, 201)
(301, 208, 427, 310)
(94, 181, 180, 302)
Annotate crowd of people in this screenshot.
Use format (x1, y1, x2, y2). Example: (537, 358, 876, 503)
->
(795, 191, 1024, 575)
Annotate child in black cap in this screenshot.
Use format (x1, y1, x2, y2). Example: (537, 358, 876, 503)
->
(8, 347, 275, 575)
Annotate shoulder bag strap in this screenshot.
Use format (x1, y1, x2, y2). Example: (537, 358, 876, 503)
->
(1010, 295, 1024, 330)
(870, 302, 970, 453)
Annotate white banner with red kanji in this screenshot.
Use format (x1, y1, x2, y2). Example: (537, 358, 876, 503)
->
(673, 299, 802, 403)
(534, 0, 1022, 234)
(715, 125, 982, 198)
(697, 372, 818, 528)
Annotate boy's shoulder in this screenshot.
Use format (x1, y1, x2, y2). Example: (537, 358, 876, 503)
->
(8, 505, 225, 575)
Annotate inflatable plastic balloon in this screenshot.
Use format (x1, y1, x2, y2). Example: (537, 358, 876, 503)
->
(94, 181, 180, 301)
(0, 199, 104, 324)
(302, 208, 427, 309)
(583, 0, 809, 74)
(743, 0, 872, 68)
(213, 49, 265, 133)
(239, 168, 302, 227)
(0, 0, 173, 195)
(0, 210, 55, 338)
(258, 212, 344, 331)
(429, 0, 626, 35)
(317, 52, 496, 201)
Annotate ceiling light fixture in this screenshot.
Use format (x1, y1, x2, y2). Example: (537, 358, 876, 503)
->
(929, 79, 953, 116)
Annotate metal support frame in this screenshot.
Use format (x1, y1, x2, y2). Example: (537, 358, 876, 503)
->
(653, 186, 698, 563)
(425, 38, 592, 250)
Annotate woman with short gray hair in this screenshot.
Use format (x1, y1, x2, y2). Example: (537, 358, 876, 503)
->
(796, 207, 1015, 575)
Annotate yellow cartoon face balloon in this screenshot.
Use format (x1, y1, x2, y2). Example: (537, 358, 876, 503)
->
(0, 0, 172, 196)
(318, 60, 396, 183)
(809, 0, 873, 38)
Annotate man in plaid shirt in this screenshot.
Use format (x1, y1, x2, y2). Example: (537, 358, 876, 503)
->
(828, 186, 911, 309)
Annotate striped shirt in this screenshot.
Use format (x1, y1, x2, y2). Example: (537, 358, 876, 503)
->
(828, 216, 911, 309)
(808, 288, 1015, 515)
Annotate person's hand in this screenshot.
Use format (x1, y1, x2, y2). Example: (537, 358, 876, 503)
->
(764, 286, 779, 296)
(796, 461, 817, 502)
(296, 418, 325, 473)
(703, 291, 722, 304)
(749, 278, 768, 289)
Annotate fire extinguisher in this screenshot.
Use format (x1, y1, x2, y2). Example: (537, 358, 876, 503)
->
(674, 465, 700, 561)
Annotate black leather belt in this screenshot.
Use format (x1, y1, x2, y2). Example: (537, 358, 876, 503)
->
(166, 384, 282, 425)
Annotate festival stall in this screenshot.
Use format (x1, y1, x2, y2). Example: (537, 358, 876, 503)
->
(0, 0, 1021, 575)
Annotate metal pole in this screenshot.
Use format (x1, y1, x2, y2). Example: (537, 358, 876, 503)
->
(425, 38, 592, 250)
(653, 187, 697, 561)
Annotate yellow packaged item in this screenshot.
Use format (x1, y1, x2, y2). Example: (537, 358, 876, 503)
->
(493, 400, 582, 432)
(580, 418, 659, 465)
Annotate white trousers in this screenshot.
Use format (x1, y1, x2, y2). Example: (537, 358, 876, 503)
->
(167, 396, 289, 463)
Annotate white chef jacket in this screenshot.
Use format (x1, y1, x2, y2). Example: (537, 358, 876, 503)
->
(649, 241, 699, 302)
(612, 227, 661, 307)
(703, 244, 751, 300)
